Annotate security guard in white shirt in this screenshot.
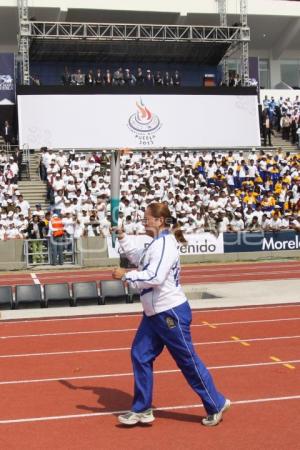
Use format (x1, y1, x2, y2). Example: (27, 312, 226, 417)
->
(113, 203, 230, 427)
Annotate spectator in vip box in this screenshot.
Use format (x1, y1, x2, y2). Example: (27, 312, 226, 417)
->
(103, 69, 112, 85)
(154, 71, 163, 86)
(163, 71, 172, 86)
(144, 69, 154, 86)
(85, 69, 95, 86)
(61, 66, 71, 85)
(123, 69, 136, 86)
(95, 69, 104, 86)
(135, 67, 144, 86)
(172, 70, 181, 87)
(73, 69, 85, 86)
(113, 68, 124, 86)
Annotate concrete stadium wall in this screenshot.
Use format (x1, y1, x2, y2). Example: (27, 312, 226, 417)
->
(0, 240, 27, 271)
(0, 238, 299, 272)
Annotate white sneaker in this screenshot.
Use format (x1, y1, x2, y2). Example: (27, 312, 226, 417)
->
(202, 399, 231, 427)
(118, 409, 155, 426)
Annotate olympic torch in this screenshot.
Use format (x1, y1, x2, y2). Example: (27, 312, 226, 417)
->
(110, 149, 121, 248)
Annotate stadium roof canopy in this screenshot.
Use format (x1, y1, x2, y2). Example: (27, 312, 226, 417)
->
(0, 0, 299, 59)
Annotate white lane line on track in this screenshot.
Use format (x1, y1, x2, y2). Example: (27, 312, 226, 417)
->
(195, 317, 300, 327)
(182, 269, 300, 278)
(1, 317, 300, 340)
(1, 303, 300, 325)
(0, 360, 299, 385)
(30, 274, 40, 285)
(0, 336, 299, 359)
(0, 394, 299, 424)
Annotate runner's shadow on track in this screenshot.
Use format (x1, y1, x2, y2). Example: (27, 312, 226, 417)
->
(59, 380, 204, 424)
(59, 379, 133, 412)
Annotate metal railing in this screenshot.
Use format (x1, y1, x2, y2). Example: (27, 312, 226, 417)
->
(24, 237, 75, 267)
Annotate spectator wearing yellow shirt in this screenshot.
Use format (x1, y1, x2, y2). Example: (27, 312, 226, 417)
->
(243, 189, 258, 206)
(274, 179, 283, 194)
(261, 192, 276, 211)
(269, 164, 280, 183)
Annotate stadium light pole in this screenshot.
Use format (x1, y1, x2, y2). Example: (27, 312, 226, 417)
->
(110, 149, 121, 248)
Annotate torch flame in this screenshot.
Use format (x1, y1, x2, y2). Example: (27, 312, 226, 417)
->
(136, 99, 152, 121)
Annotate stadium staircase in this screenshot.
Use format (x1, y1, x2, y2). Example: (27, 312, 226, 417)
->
(18, 151, 48, 210)
(268, 132, 298, 153)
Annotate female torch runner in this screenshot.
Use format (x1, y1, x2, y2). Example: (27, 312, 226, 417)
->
(112, 202, 230, 427)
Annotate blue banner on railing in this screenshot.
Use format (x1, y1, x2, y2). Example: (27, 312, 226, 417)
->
(224, 231, 300, 253)
(0, 53, 15, 104)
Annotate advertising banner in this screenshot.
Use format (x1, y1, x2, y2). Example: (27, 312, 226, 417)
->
(223, 231, 300, 253)
(18, 92, 260, 149)
(0, 53, 15, 105)
(107, 233, 224, 258)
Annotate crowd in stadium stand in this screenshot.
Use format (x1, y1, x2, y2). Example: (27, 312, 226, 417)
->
(262, 95, 300, 147)
(1, 145, 300, 241)
(61, 67, 181, 87)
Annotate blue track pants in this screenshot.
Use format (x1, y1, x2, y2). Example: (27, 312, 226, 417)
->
(131, 301, 226, 415)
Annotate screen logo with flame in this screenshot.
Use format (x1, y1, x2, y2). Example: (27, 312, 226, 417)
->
(128, 98, 162, 145)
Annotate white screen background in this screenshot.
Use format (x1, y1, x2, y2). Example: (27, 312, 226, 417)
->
(18, 94, 260, 149)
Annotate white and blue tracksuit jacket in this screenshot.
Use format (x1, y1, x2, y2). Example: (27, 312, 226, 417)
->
(119, 230, 186, 316)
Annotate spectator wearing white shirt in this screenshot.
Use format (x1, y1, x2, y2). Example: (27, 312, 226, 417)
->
(31, 204, 45, 219)
(183, 217, 197, 234)
(217, 212, 230, 233)
(56, 150, 68, 168)
(15, 194, 30, 217)
(261, 214, 271, 231)
(99, 216, 110, 237)
(124, 216, 137, 235)
(247, 216, 261, 232)
(229, 212, 244, 232)
(6, 223, 22, 239)
(268, 212, 282, 231)
(52, 174, 65, 193)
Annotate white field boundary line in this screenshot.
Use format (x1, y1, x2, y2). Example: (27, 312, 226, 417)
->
(1, 303, 300, 325)
(0, 360, 299, 386)
(1, 317, 300, 340)
(0, 335, 299, 360)
(0, 394, 300, 424)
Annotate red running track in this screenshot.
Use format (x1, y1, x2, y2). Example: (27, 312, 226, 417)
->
(0, 303, 300, 449)
(1, 260, 300, 287)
